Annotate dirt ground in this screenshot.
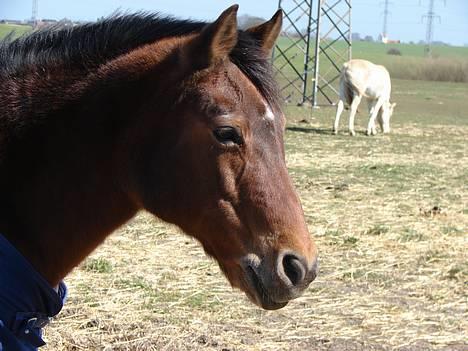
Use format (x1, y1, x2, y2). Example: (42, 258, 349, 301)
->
(43, 79, 467, 350)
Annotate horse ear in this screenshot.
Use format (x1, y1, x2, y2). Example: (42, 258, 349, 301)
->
(245, 10, 283, 54)
(185, 5, 239, 70)
(391, 102, 397, 108)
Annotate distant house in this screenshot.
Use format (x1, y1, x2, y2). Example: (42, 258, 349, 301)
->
(380, 34, 400, 44)
(32, 18, 84, 29)
(42, 19, 58, 24)
(1, 19, 27, 25)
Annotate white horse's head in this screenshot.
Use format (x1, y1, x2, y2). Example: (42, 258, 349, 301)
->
(379, 101, 397, 133)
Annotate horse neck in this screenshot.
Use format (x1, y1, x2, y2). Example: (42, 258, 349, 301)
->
(0, 41, 181, 286)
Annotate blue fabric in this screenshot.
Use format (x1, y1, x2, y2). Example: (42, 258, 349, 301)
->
(0, 234, 67, 350)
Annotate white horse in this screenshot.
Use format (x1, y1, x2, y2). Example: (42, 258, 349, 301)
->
(333, 59, 396, 136)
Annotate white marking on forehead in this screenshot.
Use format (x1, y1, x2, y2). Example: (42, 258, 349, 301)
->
(218, 113, 233, 119)
(263, 102, 275, 121)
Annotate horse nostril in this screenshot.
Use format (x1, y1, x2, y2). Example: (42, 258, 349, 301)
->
(282, 254, 306, 286)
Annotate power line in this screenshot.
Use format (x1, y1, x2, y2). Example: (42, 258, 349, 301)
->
(381, 0, 391, 39)
(32, 0, 38, 27)
(421, 0, 446, 56)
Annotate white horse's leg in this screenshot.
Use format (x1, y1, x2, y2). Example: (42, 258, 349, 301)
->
(348, 95, 361, 136)
(367, 98, 384, 136)
(367, 100, 378, 134)
(377, 110, 384, 133)
(368, 99, 375, 115)
(333, 100, 344, 135)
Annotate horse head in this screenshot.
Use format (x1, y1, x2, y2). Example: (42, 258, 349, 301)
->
(131, 6, 318, 309)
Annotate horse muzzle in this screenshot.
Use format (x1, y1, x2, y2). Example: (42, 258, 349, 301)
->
(240, 251, 319, 310)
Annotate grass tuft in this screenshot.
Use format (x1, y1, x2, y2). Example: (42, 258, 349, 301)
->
(365, 224, 390, 236)
(399, 228, 425, 242)
(83, 257, 113, 273)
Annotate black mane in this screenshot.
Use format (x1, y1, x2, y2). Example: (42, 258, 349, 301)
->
(0, 13, 279, 109)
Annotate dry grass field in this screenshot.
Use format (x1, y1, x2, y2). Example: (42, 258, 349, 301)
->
(42, 78, 467, 350)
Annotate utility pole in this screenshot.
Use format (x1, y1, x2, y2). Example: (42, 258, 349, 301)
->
(381, 0, 391, 40)
(421, 0, 445, 56)
(31, 0, 39, 28)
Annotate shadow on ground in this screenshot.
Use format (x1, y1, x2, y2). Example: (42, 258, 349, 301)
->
(286, 126, 334, 135)
(287, 126, 379, 137)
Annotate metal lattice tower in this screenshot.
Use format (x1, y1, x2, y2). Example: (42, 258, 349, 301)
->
(273, 0, 352, 107)
(381, 0, 391, 39)
(32, 0, 39, 27)
(421, 0, 445, 56)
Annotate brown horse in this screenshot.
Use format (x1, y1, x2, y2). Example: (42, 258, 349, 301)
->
(0, 5, 317, 333)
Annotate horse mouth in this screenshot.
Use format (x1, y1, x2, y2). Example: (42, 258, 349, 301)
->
(244, 266, 288, 310)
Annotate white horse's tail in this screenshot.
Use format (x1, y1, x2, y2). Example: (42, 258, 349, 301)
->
(340, 68, 355, 107)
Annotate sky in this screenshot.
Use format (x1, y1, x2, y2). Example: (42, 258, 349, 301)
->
(1, 0, 467, 46)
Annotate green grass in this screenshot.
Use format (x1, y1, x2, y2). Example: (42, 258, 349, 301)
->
(276, 37, 468, 67)
(274, 37, 468, 104)
(441, 226, 464, 236)
(446, 264, 467, 281)
(116, 275, 223, 312)
(83, 257, 113, 273)
(365, 224, 390, 236)
(391, 79, 468, 125)
(285, 78, 468, 127)
(0, 23, 32, 39)
(351, 40, 468, 61)
(399, 228, 425, 242)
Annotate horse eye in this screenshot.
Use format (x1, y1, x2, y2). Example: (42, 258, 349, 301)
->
(213, 126, 243, 146)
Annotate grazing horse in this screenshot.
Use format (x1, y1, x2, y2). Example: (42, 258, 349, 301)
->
(0, 5, 318, 350)
(333, 59, 396, 136)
